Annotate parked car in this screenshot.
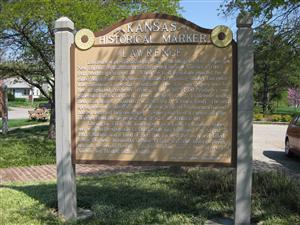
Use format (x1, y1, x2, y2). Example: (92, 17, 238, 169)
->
(285, 115, 300, 157)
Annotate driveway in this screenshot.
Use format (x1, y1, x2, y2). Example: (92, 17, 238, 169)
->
(253, 124, 300, 179)
(8, 107, 32, 119)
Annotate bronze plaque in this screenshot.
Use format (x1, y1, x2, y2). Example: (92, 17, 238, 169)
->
(71, 14, 237, 166)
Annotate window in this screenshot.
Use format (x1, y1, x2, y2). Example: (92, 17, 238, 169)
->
(34, 89, 39, 96)
(23, 89, 30, 96)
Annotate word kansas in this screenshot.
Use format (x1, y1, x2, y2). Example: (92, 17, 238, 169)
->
(97, 21, 210, 44)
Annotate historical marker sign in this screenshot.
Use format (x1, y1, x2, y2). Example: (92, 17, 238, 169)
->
(71, 14, 237, 166)
(55, 13, 253, 222)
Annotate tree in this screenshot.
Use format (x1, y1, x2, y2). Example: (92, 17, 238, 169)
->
(0, 81, 8, 134)
(220, 0, 300, 49)
(221, 1, 300, 113)
(288, 88, 300, 107)
(0, 0, 181, 138)
(253, 25, 300, 113)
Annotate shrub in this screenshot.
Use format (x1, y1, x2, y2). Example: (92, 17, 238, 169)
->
(270, 114, 292, 122)
(271, 114, 282, 122)
(254, 113, 264, 121)
(34, 97, 48, 102)
(7, 92, 15, 101)
(281, 115, 292, 122)
(14, 98, 27, 102)
(254, 114, 292, 122)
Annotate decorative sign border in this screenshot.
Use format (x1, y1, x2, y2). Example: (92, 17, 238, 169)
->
(70, 13, 237, 167)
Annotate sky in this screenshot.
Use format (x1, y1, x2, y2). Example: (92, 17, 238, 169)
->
(180, 0, 237, 34)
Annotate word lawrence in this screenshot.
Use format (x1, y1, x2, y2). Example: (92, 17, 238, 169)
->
(98, 21, 210, 44)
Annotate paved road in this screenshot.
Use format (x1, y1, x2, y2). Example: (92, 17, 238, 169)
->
(8, 107, 32, 119)
(253, 124, 300, 179)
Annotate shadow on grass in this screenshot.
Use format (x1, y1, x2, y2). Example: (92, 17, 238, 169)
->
(2, 168, 300, 225)
(176, 167, 300, 224)
(0, 125, 55, 168)
(5, 124, 49, 136)
(2, 169, 232, 225)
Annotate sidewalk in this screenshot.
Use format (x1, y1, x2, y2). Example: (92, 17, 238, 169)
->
(8, 107, 33, 119)
(0, 164, 155, 183)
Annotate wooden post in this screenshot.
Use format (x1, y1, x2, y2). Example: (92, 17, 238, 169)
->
(234, 13, 254, 225)
(54, 17, 77, 220)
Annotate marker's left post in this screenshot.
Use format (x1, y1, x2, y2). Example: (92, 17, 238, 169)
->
(54, 17, 77, 220)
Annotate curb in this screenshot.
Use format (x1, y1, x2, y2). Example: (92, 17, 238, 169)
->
(253, 121, 289, 125)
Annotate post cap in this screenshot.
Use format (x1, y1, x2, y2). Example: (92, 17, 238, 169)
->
(237, 13, 253, 27)
(55, 17, 74, 31)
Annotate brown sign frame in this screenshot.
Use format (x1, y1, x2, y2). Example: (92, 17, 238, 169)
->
(70, 13, 237, 167)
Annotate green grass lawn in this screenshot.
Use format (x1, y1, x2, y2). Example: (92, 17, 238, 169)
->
(0, 126, 299, 224)
(0, 118, 47, 129)
(8, 100, 48, 108)
(0, 169, 299, 225)
(0, 125, 55, 168)
(273, 106, 300, 115)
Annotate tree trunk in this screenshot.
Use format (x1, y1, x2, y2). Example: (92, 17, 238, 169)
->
(1, 84, 8, 134)
(2, 115, 8, 134)
(48, 101, 55, 139)
(262, 72, 269, 114)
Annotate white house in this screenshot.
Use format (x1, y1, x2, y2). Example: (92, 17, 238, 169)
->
(3, 78, 49, 100)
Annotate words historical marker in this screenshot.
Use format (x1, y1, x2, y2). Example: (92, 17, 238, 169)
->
(55, 13, 253, 225)
(71, 14, 236, 165)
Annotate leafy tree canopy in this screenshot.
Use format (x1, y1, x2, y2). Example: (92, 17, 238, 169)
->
(221, 0, 300, 48)
(0, 0, 181, 137)
(253, 24, 300, 112)
(221, 1, 300, 113)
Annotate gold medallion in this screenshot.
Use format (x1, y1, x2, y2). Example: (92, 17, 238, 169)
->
(75, 29, 95, 50)
(211, 25, 233, 48)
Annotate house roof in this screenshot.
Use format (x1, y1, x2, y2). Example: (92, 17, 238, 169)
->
(3, 78, 32, 89)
